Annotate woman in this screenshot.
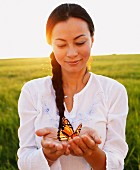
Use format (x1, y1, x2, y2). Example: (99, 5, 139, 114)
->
(17, 3, 128, 170)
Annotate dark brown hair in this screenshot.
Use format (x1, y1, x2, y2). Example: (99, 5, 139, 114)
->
(46, 3, 95, 129)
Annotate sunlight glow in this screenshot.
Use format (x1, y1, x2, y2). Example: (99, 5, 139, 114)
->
(0, 0, 139, 59)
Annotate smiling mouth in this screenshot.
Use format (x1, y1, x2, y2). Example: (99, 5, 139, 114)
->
(65, 59, 82, 65)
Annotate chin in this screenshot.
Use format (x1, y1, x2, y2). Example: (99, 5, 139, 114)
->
(65, 67, 86, 74)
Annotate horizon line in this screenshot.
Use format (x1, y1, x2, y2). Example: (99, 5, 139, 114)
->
(0, 53, 140, 60)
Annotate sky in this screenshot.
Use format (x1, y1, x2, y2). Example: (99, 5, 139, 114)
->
(0, 0, 140, 59)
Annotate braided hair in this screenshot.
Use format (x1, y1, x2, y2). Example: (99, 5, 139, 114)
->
(50, 52, 64, 129)
(46, 3, 95, 129)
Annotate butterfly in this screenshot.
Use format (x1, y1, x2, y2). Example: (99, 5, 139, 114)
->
(57, 117, 82, 141)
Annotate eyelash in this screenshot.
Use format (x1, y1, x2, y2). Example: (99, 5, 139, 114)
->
(57, 44, 66, 48)
(57, 42, 86, 48)
(76, 42, 86, 46)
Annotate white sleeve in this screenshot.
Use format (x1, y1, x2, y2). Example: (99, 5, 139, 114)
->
(103, 83, 128, 170)
(17, 83, 62, 170)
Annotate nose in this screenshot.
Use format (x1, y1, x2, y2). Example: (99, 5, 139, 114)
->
(66, 45, 78, 58)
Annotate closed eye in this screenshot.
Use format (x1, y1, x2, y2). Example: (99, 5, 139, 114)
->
(57, 44, 66, 48)
(76, 41, 86, 46)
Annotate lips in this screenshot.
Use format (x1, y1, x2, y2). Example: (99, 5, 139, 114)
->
(65, 59, 82, 65)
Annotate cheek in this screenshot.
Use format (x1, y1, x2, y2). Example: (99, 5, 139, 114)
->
(80, 44, 92, 60)
(53, 47, 66, 63)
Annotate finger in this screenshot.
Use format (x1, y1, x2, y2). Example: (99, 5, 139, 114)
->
(61, 141, 68, 151)
(43, 140, 63, 151)
(64, 145, 71, 155)
(55, 142, 64, 151)
(42, 141, 57, 153)
(89, 130, 102, 144)
(81, 135, 97, 150)
(80, 127, 102, 144)
(53, 142, 69, 156)
(94, 135, 102, 144)
(90, 134, 102, 144)
(69, 139, 84, 156)
(70, 148, 76, 156)
(55, 147, 67, 158)
(73, 136, 88, 152)
(64, 143, 71, 155)
(36, 128, 51, 137)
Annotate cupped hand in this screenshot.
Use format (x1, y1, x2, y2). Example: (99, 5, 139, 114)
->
(36, 127, 70, 164)
(80, 126, 102, 144)
(68, 127, 102, 157)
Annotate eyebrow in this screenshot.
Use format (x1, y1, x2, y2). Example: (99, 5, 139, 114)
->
(55, 34, 86, 41)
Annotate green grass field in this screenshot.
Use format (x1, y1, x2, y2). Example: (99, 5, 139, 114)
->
(0, 54, 140, 169)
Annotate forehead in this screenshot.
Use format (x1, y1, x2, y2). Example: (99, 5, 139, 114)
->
(51, 17, 90, 39)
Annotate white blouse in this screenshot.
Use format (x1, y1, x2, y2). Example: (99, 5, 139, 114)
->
(17, 72, 128, 170)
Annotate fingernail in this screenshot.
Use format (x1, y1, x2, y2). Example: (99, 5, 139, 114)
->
(95, 136, 102, 143)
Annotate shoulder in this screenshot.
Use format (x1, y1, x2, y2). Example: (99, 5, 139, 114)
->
(90, 73, 128, 111)
(18, 76, 54, 112)
(21, 76, 52, 93)
(90, 72, 127, 95)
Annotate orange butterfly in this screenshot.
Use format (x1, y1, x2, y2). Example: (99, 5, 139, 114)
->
(58, 117, 82, 141)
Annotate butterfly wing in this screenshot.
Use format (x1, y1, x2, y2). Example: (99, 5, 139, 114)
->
(71, 123, 82, 139)
(58, 117, 74, 141)
(57, 129, 69, 141)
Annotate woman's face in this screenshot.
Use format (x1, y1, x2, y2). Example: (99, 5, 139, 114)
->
(51, 17, 94, 74)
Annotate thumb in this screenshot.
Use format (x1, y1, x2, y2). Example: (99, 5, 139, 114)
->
(36, 128, 51, 137)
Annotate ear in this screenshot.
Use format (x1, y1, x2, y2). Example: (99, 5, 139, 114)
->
(91, 36, 94, 47)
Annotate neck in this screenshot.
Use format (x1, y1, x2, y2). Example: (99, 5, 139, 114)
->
(62, 68, 90, 96)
